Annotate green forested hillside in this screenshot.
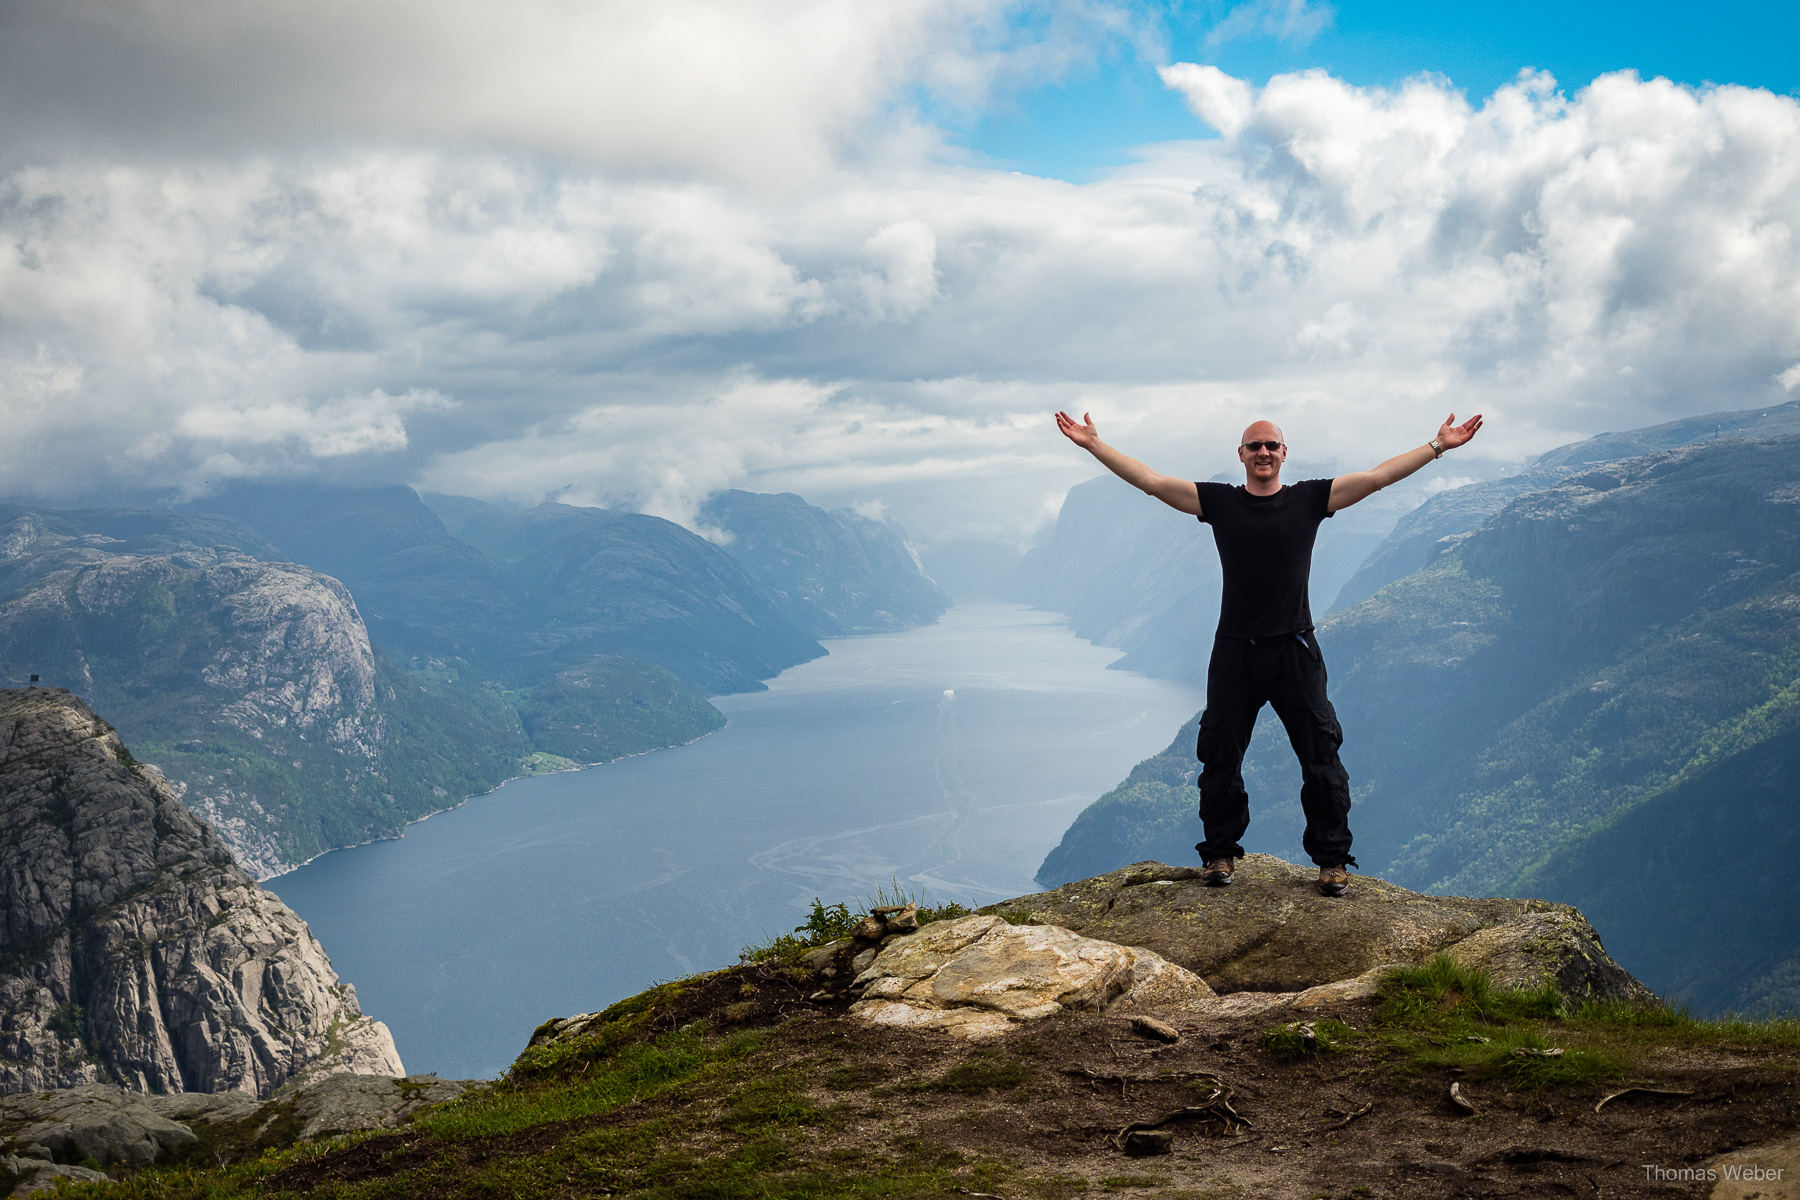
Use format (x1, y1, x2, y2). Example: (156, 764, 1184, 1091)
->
(1039, 435, 1800, 1011)
(699, 490, 950, 636)
(1333, 397, 1800, 608)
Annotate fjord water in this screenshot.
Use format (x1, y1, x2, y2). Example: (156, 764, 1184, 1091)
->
(268, 604, 1204, 1078)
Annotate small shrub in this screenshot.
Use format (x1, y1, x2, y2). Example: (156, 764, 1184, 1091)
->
(743, 886, 976, 963)
(797, 898, 857, 943)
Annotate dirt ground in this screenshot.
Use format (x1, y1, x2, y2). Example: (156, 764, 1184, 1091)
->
(267, 963, 1800, 1200)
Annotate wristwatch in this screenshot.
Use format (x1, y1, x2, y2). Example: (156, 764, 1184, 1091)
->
(1429, 438, 1446, 459)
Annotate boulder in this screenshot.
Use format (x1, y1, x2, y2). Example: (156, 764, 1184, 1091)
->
(1706, 1130, 1800, 1200)
(284, 1074, 471, 1141)
(1000, 855, 1649, 1004)
(1442, 910, 1656, 1005)
(0, 1085, 197, 1169)
(849, 915, 1215, 1039)
(3, 1157, 110, 1196)
(0, 1073, 471, 1184)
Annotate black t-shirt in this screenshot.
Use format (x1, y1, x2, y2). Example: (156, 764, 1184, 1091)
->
(1196, 478, 1335, 638)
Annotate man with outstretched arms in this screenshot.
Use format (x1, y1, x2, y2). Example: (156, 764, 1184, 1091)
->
(1054, 411, 1483, 896)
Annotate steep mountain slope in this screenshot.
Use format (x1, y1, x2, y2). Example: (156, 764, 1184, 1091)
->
(0, 688, 401, 1095)
(1333, 398, 1800, 609)
(1039, 434, 1800, 1010)
(0, 507, 530, 876)
(465, 503, 822, 694)
(1524, 723, 1800, 1016)
(189, 484, 731, 756)
(699, 490, 950, 637)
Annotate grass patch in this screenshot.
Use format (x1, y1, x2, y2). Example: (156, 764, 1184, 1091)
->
(426, 1023, 764, 1139)
(1374, 956, 1620, 1087)
(1261, 1018, 1356, 1061)
(720, 1072, 839, 1130)
(923, 1056, 1031, 1093)
(1569, 995, 1800, 1052)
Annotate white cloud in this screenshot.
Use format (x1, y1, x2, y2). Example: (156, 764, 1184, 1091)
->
(1204, 0, 1335, 48)
(178, 388, 454, 459)
(0, 0, 1135, 187)
(1159, 63, 1255, 136)
(3, 63, 1800, 553)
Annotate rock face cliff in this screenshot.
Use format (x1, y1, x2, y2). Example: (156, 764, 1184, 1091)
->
(0, 688, 401, 1096)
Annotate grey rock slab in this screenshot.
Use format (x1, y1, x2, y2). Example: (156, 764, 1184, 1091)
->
(284, 1074, 473, 1141)
(141, 1091, 262, 1126)
(1707, 1130, 1800, 1199)
(999, 854, 1650, 1004)
(1442, 910, 1656, 1006)
(0, 1084, 196, 1168)
(6, 1157, 112, 1196)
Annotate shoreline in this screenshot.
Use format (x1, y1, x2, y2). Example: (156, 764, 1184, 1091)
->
(258, 725, 727, 882)
(255, 613, 961, 882)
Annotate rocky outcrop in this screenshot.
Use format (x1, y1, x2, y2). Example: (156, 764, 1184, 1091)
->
(847, 914, 1215, 1039)
(0, 512, 387, 877)
(819, 856, 1652, 1042)
(0, 1073, 469, 1190)
(1001, 855, 1652, 1005)
(0, 688, 402, 1096)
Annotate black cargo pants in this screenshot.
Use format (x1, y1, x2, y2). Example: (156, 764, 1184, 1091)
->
(1194, 629, 1357, 869)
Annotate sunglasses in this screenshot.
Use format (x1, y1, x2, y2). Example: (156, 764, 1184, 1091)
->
(1240, 441, 1285, 452)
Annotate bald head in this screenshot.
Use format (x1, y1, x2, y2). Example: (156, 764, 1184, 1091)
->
(1236, 419, 1287, 493)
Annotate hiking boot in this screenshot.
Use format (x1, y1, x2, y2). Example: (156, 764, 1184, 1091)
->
(1318, 865, 1349, 897)
(1202, 858, 1235, 886)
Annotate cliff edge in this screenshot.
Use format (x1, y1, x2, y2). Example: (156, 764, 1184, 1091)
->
(0, 688, 402, 1097)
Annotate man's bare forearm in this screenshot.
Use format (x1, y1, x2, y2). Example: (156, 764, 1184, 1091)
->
(1085, 438, 1169, 494)
(1056, 409, 1200, 513)
(1367, 443, 1437, 490)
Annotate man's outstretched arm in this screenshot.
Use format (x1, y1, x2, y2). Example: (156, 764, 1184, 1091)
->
(1055, 411, 1202, 516)
(1328, 413, 1484, 513)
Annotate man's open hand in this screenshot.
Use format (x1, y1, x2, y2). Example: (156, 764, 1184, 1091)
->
(1437, 412, 1483, 450)
(1056, 410, 1100, 451)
